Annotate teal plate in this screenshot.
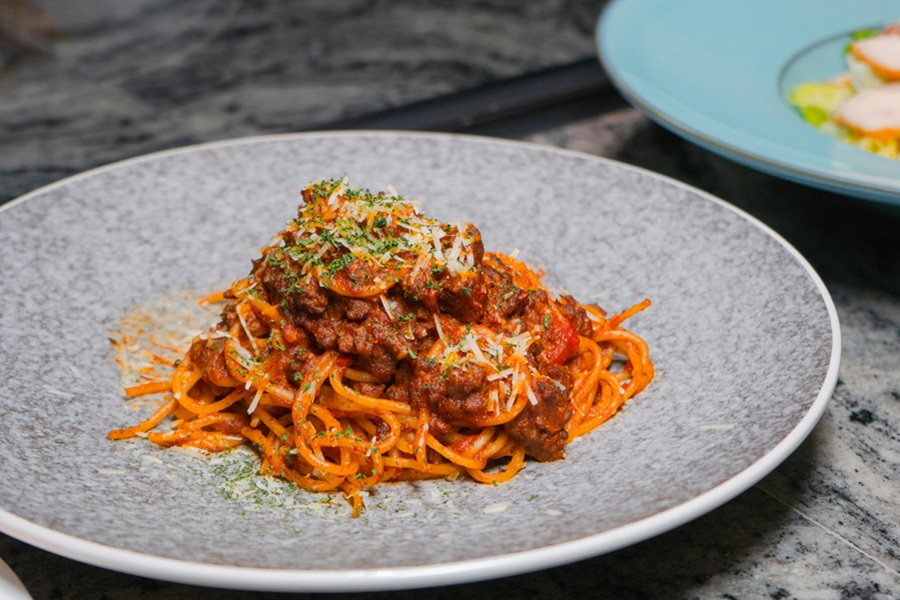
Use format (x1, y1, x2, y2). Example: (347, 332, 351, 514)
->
(598, 0, 900, 206)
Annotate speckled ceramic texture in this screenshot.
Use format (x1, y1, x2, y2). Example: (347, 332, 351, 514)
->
(0, 133, 838, 591)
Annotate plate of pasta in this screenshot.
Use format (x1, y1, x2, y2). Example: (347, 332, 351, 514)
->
(0, 132, 839, 591)
(598, 0, 900, 207)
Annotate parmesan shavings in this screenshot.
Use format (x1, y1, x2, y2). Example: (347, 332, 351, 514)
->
(236, 308, 259, 354)
(247, 384, 266, 414)
(379, 294, 395, 320)
(434, 314, 447, 345)
(525, 383, 538, 406)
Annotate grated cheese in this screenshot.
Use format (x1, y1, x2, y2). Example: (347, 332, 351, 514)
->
(236, 307, 259, 354)
(247, 385, 265, 414)
(483, 502, 510, 514)
(585, 310, 603, 323)
(487, 368, 514, 382)
(43, 386, 75, 399)
(379, 294, 395, 320)
(526, 383, 538, 406)
(433, 314, 447, 345)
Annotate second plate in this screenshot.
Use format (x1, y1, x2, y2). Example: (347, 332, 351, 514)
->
(598, 0, 900, 206)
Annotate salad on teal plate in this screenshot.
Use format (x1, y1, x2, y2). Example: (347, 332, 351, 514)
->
(790, 22, 900, 159)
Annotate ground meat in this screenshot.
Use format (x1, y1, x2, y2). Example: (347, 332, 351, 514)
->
(253, 250, 329, 315)
(254, 250, 419, 382)
(187, 337, 233, 387)
(410, 360, 491, 427)
(481, 262, 530, 327)
(521, 289, 551, 327)
(464, 228, 485, 265)
(558, 297, 594, 337)
(386, 294, 438, 340)
(348, 381, 386, 398)
(375, 420, 392, 440)
(297, 300, 410, 382)
(383, 361, 413, 404)
(221, 303, 268, 338)
(400, 267, 487, 323)
(282, 346, 314, 385)
(348, 342, 398, 382)
(344, 298, 372, 320)
(503, 366, 572, 462)
(438, 272, 486, 323)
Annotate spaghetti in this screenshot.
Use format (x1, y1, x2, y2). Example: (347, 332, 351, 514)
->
(110, 178, 654, 516)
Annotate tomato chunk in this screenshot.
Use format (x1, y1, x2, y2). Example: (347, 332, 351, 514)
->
(541, 313, 580, 365)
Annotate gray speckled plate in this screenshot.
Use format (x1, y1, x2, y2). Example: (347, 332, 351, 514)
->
(0, 132, 839, 592)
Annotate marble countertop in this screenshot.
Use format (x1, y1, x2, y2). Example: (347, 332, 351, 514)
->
(1, 1, 898, 598)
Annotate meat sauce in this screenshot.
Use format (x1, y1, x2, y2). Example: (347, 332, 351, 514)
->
(189, 180, 597, 462)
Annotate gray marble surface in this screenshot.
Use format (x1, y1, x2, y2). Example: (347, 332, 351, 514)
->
(0, 0, 898, 598)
